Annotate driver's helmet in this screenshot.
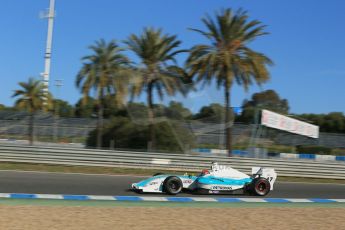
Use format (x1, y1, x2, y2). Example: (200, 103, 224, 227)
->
(201, 169, 210, 175)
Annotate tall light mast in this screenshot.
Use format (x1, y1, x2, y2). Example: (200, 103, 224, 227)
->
(41, 0, 56, 97)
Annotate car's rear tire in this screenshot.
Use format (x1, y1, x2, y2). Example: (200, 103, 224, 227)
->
(251, 178, 271, 196)
(163, 176, 183, 195)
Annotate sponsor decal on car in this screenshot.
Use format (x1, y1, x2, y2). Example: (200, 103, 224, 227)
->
(211, 186, 233, 190)
(149, 181, 159, 185)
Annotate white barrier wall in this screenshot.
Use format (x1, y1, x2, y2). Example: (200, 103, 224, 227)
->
(211, 149, 228, 155)
(315, 155, 336, 161)
(280, 153, 299, 159)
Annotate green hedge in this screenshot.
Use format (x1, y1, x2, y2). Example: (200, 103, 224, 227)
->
(296, 145, 332, 155)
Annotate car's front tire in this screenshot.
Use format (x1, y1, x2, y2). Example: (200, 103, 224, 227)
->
(163, 176, 183, 195)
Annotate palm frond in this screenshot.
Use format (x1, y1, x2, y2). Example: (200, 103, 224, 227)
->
(187, 8, 273, 91)
(125, 27, 188, 102)
(76, 39, 131, 105)
(12, 77, 51, 112)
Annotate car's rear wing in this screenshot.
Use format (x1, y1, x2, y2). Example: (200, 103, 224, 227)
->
(251, 167, 277, 190)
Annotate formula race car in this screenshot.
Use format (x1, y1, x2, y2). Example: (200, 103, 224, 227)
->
(131, 162, 277, 196)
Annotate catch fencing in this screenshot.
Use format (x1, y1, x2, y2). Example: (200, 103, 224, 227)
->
(2, 111, 345, 149)
(192, 148, 345, 162)
(0, 145, 344, 180)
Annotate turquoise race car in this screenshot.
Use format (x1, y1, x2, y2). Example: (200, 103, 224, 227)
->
(131, 162, 277, 196)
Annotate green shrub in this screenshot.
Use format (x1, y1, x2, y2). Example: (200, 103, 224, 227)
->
(265, 145, 295, 153)
(331, 148, 345, 156)
(296, 145, 332, 155)
(86, 117, 195, 153)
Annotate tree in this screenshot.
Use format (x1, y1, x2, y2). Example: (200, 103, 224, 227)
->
(74, 97, 96, 118)
(125, 27, 187, 150)
(123, 102, 149, 122)
(193, 103, 225, 122)
(12, 78, 52, 145)
(53, 99, 74, 117)
(186, 9, 273, 153)
(297, 112, 345, 133)
(323, 112, 345, 133)
(164, 101, 192, 120)
(86, 117, 195, 153)
(237, 89, 289, 123)
(0, 104, 17, 111)
(76, 39, 130, 148)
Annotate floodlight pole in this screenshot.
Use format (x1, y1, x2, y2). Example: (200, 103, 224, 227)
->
(53, 79, 63, 142)
(41, 0, 55, 97)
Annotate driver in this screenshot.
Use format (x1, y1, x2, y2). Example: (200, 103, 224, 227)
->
(201, 169, 210, 175)
(201, 162, 219, 176)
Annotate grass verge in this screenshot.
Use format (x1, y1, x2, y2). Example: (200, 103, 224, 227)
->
(0, 161, 344, 184)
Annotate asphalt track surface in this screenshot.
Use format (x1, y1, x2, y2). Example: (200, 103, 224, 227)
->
(0, 171, 344, 199)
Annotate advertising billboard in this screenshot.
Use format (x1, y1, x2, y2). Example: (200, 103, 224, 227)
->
(261, 109, 319, 138)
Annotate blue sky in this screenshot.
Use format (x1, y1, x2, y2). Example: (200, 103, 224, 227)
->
(1, 0, 345, 114)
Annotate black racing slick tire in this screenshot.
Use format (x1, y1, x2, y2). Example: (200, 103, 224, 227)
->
(153, 173, 163, 176)
(163, 176, 183, 195)
(251, 178, 271, 196)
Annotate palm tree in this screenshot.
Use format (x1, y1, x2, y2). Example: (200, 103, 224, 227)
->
(187, 9, 273, 154)
(125, 27, 186, 150)
(12, 78, 52, 145)
(76, 39, 130, 148)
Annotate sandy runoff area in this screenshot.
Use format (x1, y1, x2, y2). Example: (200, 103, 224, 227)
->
(0, 206, 343, 230)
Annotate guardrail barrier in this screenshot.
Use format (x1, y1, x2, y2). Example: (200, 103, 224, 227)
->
(0, 145, 344, 179)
